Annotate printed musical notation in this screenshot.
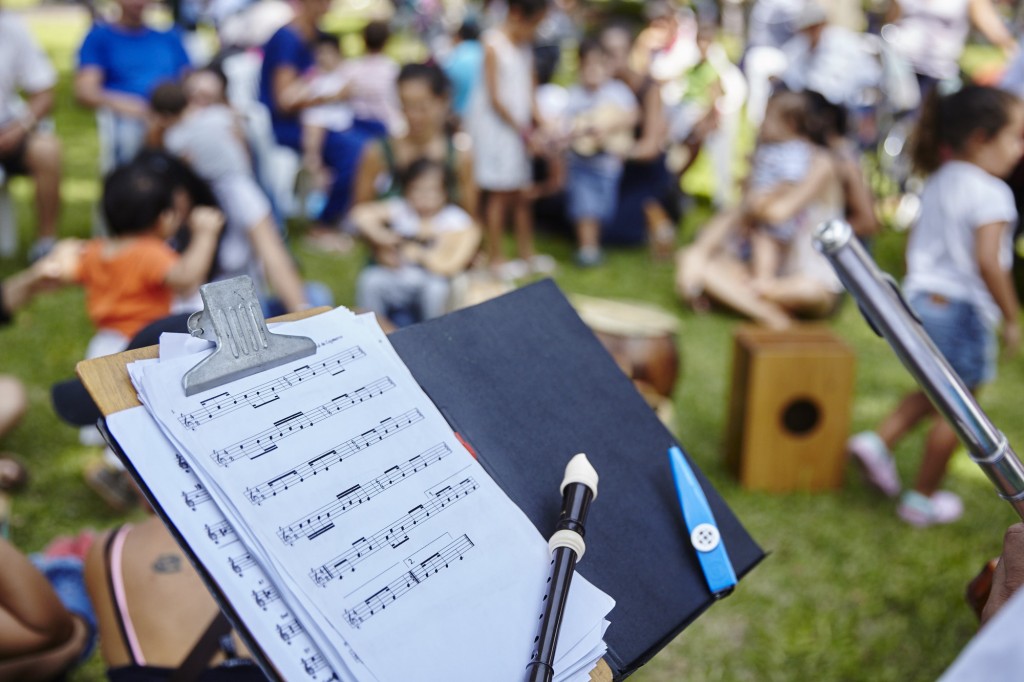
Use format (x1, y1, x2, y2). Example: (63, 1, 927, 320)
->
(343, 535, 475, 629)
(178, 346, 366, 430)
(253, 586, 280, 610)
(211, 378, 397, 466)
(230, 551, 257, 576)
(278, 443, 453, 545)
(245, 409, 426, 504)
(175, 453, 191, 473)
(309, 477, 479, 587)
(183, 484, 211, 510)
(278, 619, 302, 644)
(303, 653, 328, 676)
(205, 520, 236, 546)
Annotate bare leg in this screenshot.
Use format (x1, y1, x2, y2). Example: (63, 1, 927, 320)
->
(700, 255, 792, 329)
(749, 231, 780, 288)
(485, 191, 510, 265)
(913, 416, 960, 496)
(575, 217, 600, 251)
(0, 376, 27, 439)
(512, 191, 535, 261)
(758, 275, 839, 319)
(877, 390, 934, 450)
(24, 132, 61, 242)
(674, 207, 743, 304)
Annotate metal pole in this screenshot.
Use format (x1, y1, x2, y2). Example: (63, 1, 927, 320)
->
(813, 220, 1024, 520)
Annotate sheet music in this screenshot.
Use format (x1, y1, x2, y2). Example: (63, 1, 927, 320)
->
(127, 308, 615, 681)
(106, 405, 352, 682)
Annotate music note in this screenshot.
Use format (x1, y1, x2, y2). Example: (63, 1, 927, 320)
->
(183, 484, 210, 510)
(205, 520, 236, 545)
(302, 653, 328, 676)
(343, 535, 475, 629)
(211, 377, 397, 466)
(229, 551, 257, 576)
(277, 618, 303, 643)
(245, 409, 425, 504)
(277, 443, 452, 545)
(175, 452, 191, 473)
(309, 478, 478, 587)
(253, 586, 280, 610)
(178, 346, 367, 430)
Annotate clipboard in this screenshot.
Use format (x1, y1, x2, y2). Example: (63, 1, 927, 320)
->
(77, 278, 618, 682)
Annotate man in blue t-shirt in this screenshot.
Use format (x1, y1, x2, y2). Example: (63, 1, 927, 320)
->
(74, 0, 191, 166)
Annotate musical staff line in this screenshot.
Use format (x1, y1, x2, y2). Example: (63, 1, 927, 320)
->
(178, 346, 366, 429)
(229, 551, 256, 577)
(211, 377, 396, 466)
(309, 477, 478, 587)
(245, 409, 426, 504)
(278, 443, 453, 545)
(253, 586, 280, 610)
(343, 535, 475, 629)
(277, 618, 302, 643)
(302, 653, 329, 676)
(204, 520, 237, 546)
(183, 484, 210, 510)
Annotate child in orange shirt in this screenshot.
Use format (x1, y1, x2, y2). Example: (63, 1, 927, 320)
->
(37, 160, 224, 358)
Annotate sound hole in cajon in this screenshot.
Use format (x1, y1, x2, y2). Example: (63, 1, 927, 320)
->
(780, 398, 821, 436)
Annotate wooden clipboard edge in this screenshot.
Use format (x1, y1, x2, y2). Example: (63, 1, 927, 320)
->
(76, 306, 614, 682)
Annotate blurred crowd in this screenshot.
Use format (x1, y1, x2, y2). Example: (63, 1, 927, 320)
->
(6, 0, 1024, 677)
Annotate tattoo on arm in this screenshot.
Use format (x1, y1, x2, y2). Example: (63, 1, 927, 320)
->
(152, 553, 183, 573)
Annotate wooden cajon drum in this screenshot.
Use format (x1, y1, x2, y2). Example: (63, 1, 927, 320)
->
(724, 325, 855, 492)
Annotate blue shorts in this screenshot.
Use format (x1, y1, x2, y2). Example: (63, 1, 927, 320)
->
(29, 555, 97, 661)
(908, 292, 995, 389)
(566, 155, 622, 226)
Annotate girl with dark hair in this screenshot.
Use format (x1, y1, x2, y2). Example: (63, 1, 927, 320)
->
(849, 85, 1024, 526)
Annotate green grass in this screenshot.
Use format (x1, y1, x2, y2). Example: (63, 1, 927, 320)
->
(2, 10, 1022, 681)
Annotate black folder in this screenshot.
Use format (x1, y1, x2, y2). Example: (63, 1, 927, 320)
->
(390, 279, 765, 679)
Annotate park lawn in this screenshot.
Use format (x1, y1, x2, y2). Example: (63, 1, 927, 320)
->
(0, 9, 1021, 681)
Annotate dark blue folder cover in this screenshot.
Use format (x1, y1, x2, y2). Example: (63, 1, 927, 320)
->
(390, 279, 764, 679)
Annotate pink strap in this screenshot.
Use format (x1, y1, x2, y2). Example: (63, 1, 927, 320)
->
(110, 524, 146, 665)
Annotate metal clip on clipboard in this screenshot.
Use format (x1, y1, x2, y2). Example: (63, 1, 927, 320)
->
(182, 276, 317, 396)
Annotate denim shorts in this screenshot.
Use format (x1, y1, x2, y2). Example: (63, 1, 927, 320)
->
(29, 555, 97, 661)
(566, 155, 622, 225)
(908, 292, 995, 389)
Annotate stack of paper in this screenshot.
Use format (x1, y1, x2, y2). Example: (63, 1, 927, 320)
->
(105, 306, 615, 681)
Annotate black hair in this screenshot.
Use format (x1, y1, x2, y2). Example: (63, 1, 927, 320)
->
(457, 20, 481, 42)
(149, 80, 188, 116)
(910, 84, 1020, 175)
(363, 20, 390, 52)
(578, 35, 608, 61)
(804, 90, 847, 146)
(507, 0, 548, 20)
(764, 89, 810, 139)
(315, 31, 341, 50)
(399, 158, 447, 194)
(397, 62, 451, 98)
(102, 161, 178, 236)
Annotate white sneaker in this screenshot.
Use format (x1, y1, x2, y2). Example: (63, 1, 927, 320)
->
(529, 254, 557, 275)
(847, 431, 901, 498)
(897, 490, 963, 527)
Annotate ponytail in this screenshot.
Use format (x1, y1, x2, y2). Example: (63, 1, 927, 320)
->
(910, 85, 1019, 175)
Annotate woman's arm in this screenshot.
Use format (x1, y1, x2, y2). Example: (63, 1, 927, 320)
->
(74, 67, 148, 118)
(352, 141, 385, 207)
(977, 220, 1021, 354)
(631, 80, 667, 162)
(836, 149, 880, 237)
(0, 538, 74, 658)
(744, 151, 837, 226)
(248, 218, 309, 312)
(968, 0, 1018, 56)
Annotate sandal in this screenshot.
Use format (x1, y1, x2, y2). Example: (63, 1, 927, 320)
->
(0, 454, 28, 492)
